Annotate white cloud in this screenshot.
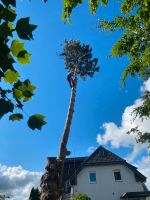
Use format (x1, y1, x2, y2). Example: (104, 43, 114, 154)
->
(97, 78, 150, 161)
(135, 156, 150, 189)
(97, 78, 150, 188)
(87, 146, 96, 154)
(97, 99, 150, 162)
(140, 78, 150, 93)
(0, 164, 42, 200)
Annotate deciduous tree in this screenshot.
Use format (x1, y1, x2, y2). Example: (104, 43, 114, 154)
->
(98, 0, 150, 147)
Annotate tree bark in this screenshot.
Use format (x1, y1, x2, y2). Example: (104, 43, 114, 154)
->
(58, 68, 77, 185)
(40, 69, 78, 200)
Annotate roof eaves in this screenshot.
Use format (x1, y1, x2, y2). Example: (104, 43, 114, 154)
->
(121, 191, 150, 198)
(124, 162, 146, 182)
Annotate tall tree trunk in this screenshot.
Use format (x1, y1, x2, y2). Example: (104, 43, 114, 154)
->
(40, 69, 78, 200)
(58, 68, 78, 189)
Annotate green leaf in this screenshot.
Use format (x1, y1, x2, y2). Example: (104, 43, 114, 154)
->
(62, 0, 82, 23)
(0, 40, 15, 72)
(111, 41, 120, 56)
(102, 0, 108, 6)
(89, 0, 100, 14)
(0, 22, 14, 38)
(4, 70, 19, 84)
(0, 4, 16, 22)
(0, 51, 15, 72)
(1, 0, 16, 7)
(10, 39, 24, 57)
(10, 39, 31, 64)
(9, 113, 23, 121)
(28, 114, 47, 130)
(13, 80, 36, 102)
(18, 50, 31, 64)
(0, 99, 14, 119)
(16, 17, 37, 40)
(13, 88, 22, 99)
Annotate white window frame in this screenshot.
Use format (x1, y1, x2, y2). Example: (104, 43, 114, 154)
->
(113, 169, 122, 182)
(89, 171, 97, 184)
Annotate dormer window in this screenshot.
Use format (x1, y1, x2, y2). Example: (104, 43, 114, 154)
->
(89, 171, 97, 183)
(114, 169, 122, 181)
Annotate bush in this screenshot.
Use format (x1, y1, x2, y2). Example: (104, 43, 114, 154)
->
(71, 193, 91, 200)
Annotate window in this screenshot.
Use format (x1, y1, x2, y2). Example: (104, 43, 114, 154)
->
(89, 172, 96, 183)
(114, 170, 122, 181)
(98, 150, 105, 157)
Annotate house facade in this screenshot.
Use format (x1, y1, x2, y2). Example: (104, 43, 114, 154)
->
(61, 146, 149, 200)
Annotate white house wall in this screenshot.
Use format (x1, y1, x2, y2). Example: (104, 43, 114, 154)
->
(71, 164, 144, 200)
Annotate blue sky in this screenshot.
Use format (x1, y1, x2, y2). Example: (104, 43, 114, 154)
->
(0, 0, 149, 199)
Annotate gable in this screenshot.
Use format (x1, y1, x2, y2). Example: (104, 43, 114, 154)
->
(85, 146, 125, 165)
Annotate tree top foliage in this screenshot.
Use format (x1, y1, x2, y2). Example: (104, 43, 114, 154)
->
(60, 40, 99, 79)
(98, 0, 150, 83)
(44, 0, 108, 23)
(0, 0, 46, 130)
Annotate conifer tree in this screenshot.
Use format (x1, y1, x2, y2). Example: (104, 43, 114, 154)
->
(40, 40, 99, 200)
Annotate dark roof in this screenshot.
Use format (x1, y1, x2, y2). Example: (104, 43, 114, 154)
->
(48, 146, 146, 188)
(63, 146, 146, 184)
(121, 191, 150, 198)
(85, 146, 125, 165)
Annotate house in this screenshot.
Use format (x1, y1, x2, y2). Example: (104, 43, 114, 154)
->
(60, 146, 150, 200)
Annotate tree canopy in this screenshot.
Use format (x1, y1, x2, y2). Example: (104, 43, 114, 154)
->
(60, 40, 99, 79)
(0, 0, 46, 130)
(97, 1, 150, 146)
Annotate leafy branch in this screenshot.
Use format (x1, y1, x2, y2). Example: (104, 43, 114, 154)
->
(0, 0, 46, 130)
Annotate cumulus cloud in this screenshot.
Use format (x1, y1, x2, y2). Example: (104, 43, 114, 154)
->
(135, 156, 150, 189)
(96, 78, 150, 188)
(97, 99, 150, 162)
(97, 78, 150, 162)
(0, 164, 42, 200)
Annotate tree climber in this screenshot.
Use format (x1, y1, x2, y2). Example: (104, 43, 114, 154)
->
(67, 72, 74, 88)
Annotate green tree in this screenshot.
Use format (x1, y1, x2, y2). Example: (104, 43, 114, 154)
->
(29, 187, 40, 200)
(0, 0, 46, 130)
(40, 40, 99, 200)
(45, 0, 108, 23)
(98, 0, 150, 147)
(71, 193, 91, 200)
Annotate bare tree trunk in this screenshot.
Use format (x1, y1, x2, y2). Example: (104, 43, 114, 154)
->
(58, 70, 77, 160)
(40, 69, 78, 200)
(58, 69, 78, 188)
